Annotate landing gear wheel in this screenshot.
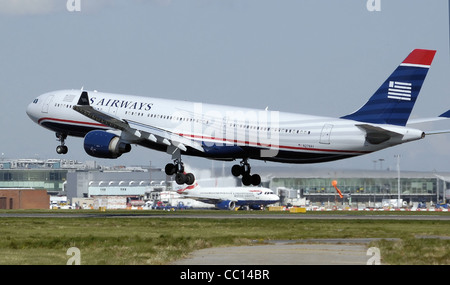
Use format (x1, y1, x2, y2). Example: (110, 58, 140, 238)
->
(165, 156, 195, 185)
(251, 174, 261, 186)
(231, 164, 243, 177)
(175, 173, 186, 185)
(174, 172, 195, 185)
(185, 173, 195, 185)
(165, 163, 177, 176)
(232, 159, 261, 186)
(242, 174, 252, 186)
(56, 145, 68, 154)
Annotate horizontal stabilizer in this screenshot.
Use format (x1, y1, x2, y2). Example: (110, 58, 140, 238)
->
(439, 110, 450, 118)
(356, 124, 402, 144)
(425, 130, 450, 135)
(406, 110, 450, 125)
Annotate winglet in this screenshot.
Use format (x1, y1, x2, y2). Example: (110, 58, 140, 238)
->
(77, 91, 90, 106)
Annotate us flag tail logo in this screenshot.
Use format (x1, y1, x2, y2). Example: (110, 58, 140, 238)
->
(388, 81, 412, 101)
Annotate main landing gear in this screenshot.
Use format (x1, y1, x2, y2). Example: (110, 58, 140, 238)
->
(165, 159, 195, 185)
(164, 147, 195, 185)
(56, 133, 68, 154)
(231, 159, 261, 186)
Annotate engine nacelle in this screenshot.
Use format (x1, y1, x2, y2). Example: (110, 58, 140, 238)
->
(84, 130, 131, 159)
(216, 200, 236, 210)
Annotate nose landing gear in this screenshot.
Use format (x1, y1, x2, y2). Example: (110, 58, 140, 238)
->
(56, 133, 68, 154)
(231, 159, 261, 186)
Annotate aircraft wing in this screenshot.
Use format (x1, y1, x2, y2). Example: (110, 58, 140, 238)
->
(73, 105, 129, 131)
(73, 92, 204, 153)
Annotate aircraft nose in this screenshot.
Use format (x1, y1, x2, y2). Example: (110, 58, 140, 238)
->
(26, 97, 41, 123)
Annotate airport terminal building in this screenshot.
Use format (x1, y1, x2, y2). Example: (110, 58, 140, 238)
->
(0, 159, 450, 207)
(0, 158, 167, 198)
(0, 159, 86, 195)
(262, 167, 450, 205)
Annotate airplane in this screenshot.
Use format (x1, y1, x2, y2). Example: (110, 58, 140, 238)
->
(176, 183, 280, 210)
(26, 49, 449, 186)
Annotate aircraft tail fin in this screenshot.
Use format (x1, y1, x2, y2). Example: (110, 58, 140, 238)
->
(177, 182, 199, 194)
(341, 49, 436, 126)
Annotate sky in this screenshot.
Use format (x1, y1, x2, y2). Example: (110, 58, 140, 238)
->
(1, 0, 450, 175)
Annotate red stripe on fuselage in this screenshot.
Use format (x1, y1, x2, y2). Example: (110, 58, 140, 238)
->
(178, 133, 369, 155)
(38, 117, 107, 128)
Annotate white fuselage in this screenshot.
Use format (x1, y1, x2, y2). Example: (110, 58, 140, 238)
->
(178, 185, 280, 209)
(26, 89, 425, 163)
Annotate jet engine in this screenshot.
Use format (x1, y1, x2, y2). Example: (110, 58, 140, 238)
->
(216, 200, 236, 210)
(83, 130, 131, 159)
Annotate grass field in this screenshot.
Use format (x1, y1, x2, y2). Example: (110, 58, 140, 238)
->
(1, 210, 450, 265)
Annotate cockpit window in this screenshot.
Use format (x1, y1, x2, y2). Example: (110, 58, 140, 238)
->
(33, 99, 39, 104)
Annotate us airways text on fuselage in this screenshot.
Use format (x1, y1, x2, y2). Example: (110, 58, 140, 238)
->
(90, 97, 153, 111)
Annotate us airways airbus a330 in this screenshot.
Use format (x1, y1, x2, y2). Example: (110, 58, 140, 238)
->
(26, 49, 450, 186)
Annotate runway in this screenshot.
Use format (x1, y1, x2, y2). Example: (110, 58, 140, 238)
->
(171, 238, 397, 265)
(1, 211, 450, 220)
